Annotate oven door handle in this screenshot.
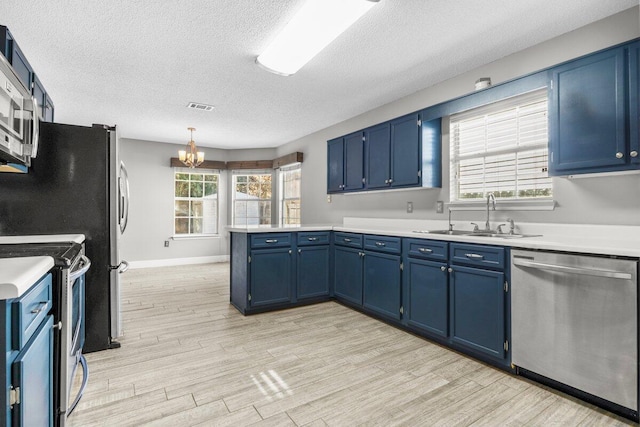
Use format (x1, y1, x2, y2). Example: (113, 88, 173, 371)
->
(69, 256, 92, 282)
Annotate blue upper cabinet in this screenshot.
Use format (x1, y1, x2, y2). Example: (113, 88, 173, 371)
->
(629, 41, 640, 167)
(549, 43, 638, 175)
(390, 113, 421, 188)
(331, 111, 442, 193)
(327, 132, 365, 193)
(365, 123, 391, 189)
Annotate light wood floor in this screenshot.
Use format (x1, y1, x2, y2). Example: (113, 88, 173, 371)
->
(67, 263, 634, 426)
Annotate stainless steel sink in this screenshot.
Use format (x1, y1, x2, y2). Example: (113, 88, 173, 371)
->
(413, 230, 472, 235)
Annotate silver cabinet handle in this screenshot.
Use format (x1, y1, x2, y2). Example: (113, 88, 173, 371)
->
(265, 239, 278, 243)
(631, 151, 638, 158)
(440, 266, 446, 272)
(448, 267, 453, 273)
(31, 302, 48, 314)
(288, 250, 292, 254)
(465, 253, 484, 260)
(298, 249, 302, 254)
(343, 238, 352, 243)
(53, 321, 62, 330)
(418, 248, 433, 253)
(375, 242, 386, 247)
(616, 152, 624, 159)
(307, 237, 318, 241)
(388, 179, 393, 183)
(384, 179, 389, 184)
(512, 258, 633, 280)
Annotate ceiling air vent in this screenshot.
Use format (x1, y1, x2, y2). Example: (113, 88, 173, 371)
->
(187, 102, 215, 112)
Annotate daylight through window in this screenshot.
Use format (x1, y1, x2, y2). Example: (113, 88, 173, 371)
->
(449, 89, 552, 202)
(233, 171, 273, 226)
(279, 164, 301, 226)
(174, 171, 219, 235)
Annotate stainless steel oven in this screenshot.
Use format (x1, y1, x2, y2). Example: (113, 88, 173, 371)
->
(0, 52, 39, 166)
(0, 241, 90, 427)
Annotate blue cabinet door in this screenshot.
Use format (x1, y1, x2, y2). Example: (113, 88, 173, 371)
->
(334, 246, 363, 305)
(403, 258, 448, 337)
(11, 315, 53, 427)
(344, 132, 365, 192)
(250, 248, 292, 307)
(549, 46, 627, 174)
(420, 116, 442, 188)
(366, 123, 391, 189)
(297, 246, 330, 299)
(363, 251, 401, 320)
(390, 113, 421, 187)
(630, 41, 640, 166)
(450, 265, 506, 360)
(327, 137, 344, 193)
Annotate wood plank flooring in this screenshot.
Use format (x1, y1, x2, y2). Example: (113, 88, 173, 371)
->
(67, 263, 634, 426)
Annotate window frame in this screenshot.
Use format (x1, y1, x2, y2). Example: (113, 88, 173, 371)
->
(173, 169, 221, 237)
(231, 169, 274, 227)
(278, 163, 302, 227)
(448, 89, 553, 204)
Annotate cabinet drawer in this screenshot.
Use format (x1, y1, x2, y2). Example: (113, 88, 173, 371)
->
(404, 239, 448, 261)
(364, 235, 401, 254)
(334, 232, 363, 248)
(13, 273, 52, 350)
(450, 243, 505, 270)
(297, 231, 331, 246)
(250, 233, 291, 249)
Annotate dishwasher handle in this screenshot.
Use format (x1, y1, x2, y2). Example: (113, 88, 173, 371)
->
(512, 257, 633, 280)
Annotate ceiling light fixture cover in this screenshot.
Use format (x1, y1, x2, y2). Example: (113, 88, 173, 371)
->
(178, 127, 204, 168)
(256, 0, 380, 76)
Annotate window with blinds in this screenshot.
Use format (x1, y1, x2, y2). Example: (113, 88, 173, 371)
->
(449, 89, 552, 202)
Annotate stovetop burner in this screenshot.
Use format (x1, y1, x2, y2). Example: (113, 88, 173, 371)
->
(0, 242, 83, 268)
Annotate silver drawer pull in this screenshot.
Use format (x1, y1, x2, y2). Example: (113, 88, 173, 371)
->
(307, 237, 318, 241)
(465, 253, 484, 260)
(31, 302, 48, 314)
(265, 239, 278, 243)
(343, 238, 352, 242)
(418, 248, 433, 253)
(375, 242, 386, 247)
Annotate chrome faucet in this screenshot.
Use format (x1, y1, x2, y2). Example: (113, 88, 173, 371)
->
(485, 192, 496, 231)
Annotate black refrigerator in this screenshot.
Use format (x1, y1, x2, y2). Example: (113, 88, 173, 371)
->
(0, 122, 129, 353)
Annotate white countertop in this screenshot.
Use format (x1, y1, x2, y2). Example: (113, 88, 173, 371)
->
(0, 234, 86, 244)
(0, 256, 54, 299)
(226, 225, 335, 233)
(228, 218, 640, 258)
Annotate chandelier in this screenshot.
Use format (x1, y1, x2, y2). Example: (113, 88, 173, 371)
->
(178, 127, 204, 168)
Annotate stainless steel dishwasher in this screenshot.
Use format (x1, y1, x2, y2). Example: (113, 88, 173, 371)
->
(511, 249, 638, 413)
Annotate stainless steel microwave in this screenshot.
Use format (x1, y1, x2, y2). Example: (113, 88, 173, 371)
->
(0, 52, 39, 166)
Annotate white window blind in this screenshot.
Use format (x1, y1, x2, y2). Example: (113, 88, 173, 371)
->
(449, 89, 552, 201)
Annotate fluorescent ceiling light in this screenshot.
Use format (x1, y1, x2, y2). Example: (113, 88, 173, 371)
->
(256, 0, 380, 76)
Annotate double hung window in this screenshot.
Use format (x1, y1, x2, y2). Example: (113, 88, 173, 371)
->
(174, 171, 219, 235)
(232, 171, 273, 226)
(449, 89, 552, 202)
(279, 164, 301, 226)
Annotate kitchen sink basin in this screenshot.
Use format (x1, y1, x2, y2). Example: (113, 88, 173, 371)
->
(413, 230, 541, 239)
(413, 230, 472, 235)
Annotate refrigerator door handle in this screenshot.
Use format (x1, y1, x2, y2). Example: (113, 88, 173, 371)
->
(110, 260, 129, 274)
(119, 161, 130, 234)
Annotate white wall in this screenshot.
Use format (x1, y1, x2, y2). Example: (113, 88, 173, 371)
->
(278, 7, 640, 227)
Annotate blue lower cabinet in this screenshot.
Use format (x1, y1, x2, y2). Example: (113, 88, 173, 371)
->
(403, 258, 448, 337)
(449, 265, 506, 360)
(11, 315, 53, 427)
(250, 248, 292, 307)
(297, 246, 330, 299)
(363, 251, 401, 320)
(334, 246, 363, 306)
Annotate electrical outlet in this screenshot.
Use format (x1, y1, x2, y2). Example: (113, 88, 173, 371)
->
(327, 195, 332, 203)
(164, 240, 170, 247)
(436, 201, 444, 213)
(407, 202, 413, 213)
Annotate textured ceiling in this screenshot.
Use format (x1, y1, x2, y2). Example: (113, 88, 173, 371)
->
(0, 1, 636, 149)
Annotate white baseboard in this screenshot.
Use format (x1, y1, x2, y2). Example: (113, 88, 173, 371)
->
(127, 255, 229, 269)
